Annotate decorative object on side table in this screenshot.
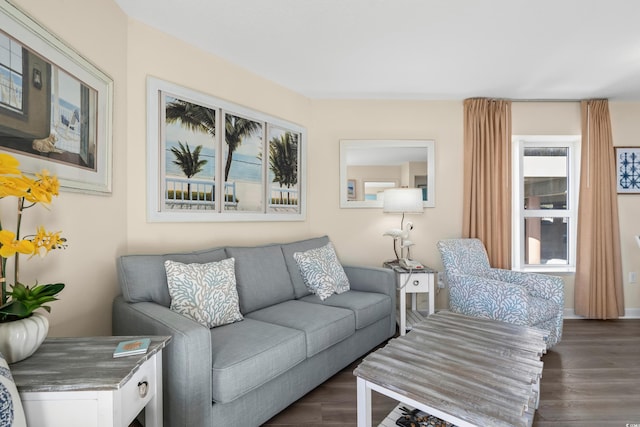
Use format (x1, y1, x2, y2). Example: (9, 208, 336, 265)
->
(0, 153, 67, 363)
(382, 188, 424, 264)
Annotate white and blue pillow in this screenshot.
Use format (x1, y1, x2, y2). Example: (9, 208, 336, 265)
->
(0, 352, 26, 427)
(165, 258, 244, 328)
(293, 242, 350, 301)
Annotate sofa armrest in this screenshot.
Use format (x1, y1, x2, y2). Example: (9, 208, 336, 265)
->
(112, 296, 211, 427)
(447, 273, 531, 325)
(343, 266, 396, 336)
(343, 266, 395, 296)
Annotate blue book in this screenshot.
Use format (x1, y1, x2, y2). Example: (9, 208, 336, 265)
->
(113, 338, 151, 358)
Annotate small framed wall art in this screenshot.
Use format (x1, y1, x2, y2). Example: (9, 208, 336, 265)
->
(615, 146, 640, 194)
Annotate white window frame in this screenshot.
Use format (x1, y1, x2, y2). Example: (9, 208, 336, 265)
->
(512, 135, 581, 272)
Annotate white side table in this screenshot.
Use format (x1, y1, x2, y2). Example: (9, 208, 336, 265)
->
(11, 336, 171, 427)
(384, 262, 436, 336)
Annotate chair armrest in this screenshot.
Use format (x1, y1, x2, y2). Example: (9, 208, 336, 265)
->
(488, 268, 564, 306)
(112, 296, 211, 427)
(447, 274, 530, 325)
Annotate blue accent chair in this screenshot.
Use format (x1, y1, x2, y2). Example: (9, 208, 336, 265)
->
(437, 238, 564, 348)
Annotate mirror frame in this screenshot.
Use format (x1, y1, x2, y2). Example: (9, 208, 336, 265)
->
(339, 139, 435, 208)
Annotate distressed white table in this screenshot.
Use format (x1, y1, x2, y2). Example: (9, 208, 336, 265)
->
(384, 262, 436, 335)
(354, 312, 548, 427)
(11, 336, 171, 427)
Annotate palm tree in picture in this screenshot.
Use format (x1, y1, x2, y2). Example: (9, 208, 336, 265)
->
(224, 114, 261, 181)
(170, 141, 208, 200)
(268, 132, 298, 205)
(165, 99, 215, 201)
(165, 99, 216, 139)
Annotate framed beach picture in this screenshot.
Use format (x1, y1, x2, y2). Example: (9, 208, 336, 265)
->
(615, 147, 640, 194)
(146, 77, 306, 222)
(0, 2, 113, 193)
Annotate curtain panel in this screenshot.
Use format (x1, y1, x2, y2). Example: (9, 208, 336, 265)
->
(462, 98, 512, 269)
(574, 99, 624, 319)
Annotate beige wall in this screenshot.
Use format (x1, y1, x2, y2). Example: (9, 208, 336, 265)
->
(10, 0, 129, 336)
(124, 20, 313, 253)
(308, 100, 464, 311)
(611, 103, 640, 315)
(8, 1, 640, 337)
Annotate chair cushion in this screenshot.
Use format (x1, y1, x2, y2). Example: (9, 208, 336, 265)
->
(246, 300, 355, 357)
(300, 290, 391, 330)
(293, 242, 350, 300)
(281, 235, 330, 298)
(209, 318, 306, 403)
(528, 295, 560, 325)
(164, 258, 243, 328)
(226, 245, 295, 314)
(0, 352, 27, 427)
(437, 239, 491, 276)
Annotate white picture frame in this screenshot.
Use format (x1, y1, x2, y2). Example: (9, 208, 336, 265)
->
(0, 2, 113, 194)
(146, 77, 306, 222)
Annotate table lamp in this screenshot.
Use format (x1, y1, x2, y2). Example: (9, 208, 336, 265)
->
(383, 188, 424, 262)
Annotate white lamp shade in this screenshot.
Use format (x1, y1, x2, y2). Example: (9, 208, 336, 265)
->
(383, 188, 424, 213)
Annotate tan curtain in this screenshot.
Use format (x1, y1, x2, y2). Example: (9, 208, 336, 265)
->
(462, 98, 512, 268)
(575, 99, 624, 319)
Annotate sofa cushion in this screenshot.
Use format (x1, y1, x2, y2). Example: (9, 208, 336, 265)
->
(165, 258, 243, 328)
(117, 247, 228, 306)
(226, 245, 296, 314)
(210, 318, 306, 403)
(281, 235, 330, 298)
(246, 300, 355, 357)
(293, 242, 350, 301)
(300, 290, 391, 330)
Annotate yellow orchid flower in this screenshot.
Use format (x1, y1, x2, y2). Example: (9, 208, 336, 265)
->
(0, 153, 21, 175)
(35, 171, 60, 196)
(23, 171, 60, 205)
(29, 226, 67, 257)
(0, 230, 36, 258)
(0, 176, 31, 198)
(0, 153, 66, 320)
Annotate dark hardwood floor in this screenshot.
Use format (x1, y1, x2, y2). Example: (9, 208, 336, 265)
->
(263, 319, 640, 427)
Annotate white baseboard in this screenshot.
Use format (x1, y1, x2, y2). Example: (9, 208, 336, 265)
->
(564, 307, 640, 319)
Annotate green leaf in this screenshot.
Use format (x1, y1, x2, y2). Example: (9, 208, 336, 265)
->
(1, 282, 65, 320)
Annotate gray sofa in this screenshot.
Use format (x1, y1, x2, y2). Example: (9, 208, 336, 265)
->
(112, 236, 396, 427)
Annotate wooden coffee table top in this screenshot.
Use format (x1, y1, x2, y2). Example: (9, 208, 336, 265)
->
(354, 312, 547, 427)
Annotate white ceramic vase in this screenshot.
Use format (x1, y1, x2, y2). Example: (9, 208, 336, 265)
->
(0, 313, 49, 364)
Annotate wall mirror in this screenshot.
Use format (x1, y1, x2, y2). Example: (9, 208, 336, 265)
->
(340, 139, 435, 208)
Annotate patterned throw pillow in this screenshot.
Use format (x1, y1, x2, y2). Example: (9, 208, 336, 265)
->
(293, 242, 350, 301)
(165, 258, 244, 328)
(0, 352, 26, 427)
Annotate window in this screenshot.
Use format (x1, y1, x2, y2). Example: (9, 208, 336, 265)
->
(512, 136, 580, 271)
(0, 32, 23, 112)
(148, 77, 305, 222)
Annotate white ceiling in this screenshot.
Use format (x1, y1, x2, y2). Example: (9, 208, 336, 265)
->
(114, 0, 640, 101)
